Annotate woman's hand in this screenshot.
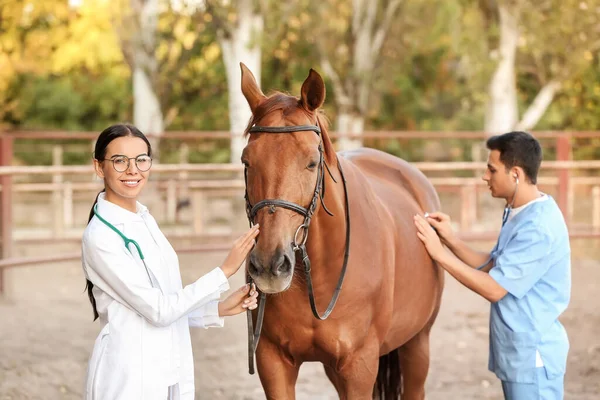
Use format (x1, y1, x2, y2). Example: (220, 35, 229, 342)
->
(218, 283, 259, 317)
(414, 214, 447, 262)
(221, 225, 260, 278)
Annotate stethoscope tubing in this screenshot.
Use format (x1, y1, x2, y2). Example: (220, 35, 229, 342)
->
(93, 204, 156, 289)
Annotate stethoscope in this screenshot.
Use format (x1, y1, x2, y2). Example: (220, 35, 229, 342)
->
(476, 174, 520, 270)
(501, 175, 519, 227)
(93, 204, 156, 288)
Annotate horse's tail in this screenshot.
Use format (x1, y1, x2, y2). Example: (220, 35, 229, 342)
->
(373, 348, 402, 399)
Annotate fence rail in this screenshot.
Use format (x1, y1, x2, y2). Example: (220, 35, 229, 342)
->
(4, 129, 600, 139)
(2, 163, 599, 246)
(3, 160, 600, 177)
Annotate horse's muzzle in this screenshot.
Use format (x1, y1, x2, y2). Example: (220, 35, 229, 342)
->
(248, 247, 295, 293)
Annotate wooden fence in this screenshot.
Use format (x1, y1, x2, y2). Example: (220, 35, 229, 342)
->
(1, 130, 600, 294)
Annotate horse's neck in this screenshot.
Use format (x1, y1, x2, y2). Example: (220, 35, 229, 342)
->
(304, 160, 348, 276)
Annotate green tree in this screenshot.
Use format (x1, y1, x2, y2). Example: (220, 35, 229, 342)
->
(458, 0, 600, 135)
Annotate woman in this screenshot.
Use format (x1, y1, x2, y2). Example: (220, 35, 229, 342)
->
(81, 124, 260, 399)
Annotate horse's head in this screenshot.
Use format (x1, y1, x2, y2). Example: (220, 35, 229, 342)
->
(240, 63, 336, 294)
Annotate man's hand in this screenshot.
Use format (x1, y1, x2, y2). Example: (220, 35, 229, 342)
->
(218, 283, 259, 317)
(414, 214, 448, 262)
(423, 211, 456, 246)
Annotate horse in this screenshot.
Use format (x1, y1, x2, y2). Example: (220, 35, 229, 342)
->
(240, 62, 445, 400)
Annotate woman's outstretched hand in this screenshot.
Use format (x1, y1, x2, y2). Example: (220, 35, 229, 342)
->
(221, 225, 260, 278)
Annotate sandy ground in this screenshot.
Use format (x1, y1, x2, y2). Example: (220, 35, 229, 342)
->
(1, 245, 599, 400)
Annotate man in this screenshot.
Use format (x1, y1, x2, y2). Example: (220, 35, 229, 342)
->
(414, 131, 571, 399)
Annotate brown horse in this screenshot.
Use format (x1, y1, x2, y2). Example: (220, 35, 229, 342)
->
(240, 62, 444, 400)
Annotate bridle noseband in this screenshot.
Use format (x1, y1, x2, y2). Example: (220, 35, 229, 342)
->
(244, 123, 351, 374)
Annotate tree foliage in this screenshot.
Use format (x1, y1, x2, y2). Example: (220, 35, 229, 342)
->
(3, 0, 600, 161)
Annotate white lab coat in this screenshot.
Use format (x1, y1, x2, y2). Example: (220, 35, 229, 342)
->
(81, 193, 230, 400)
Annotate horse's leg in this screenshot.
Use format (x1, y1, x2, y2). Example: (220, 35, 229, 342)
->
(323, 365, 342, 394)
(328, 341, 380, 400)
(256, 339, 300, 400)
(398, 327, 432, 400)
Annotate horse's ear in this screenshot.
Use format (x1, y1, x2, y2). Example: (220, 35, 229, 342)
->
(240, 62, 266, 113)
(300, 68, 326, 112)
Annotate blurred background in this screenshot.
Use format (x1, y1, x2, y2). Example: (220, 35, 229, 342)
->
(0, 0, 599, 399)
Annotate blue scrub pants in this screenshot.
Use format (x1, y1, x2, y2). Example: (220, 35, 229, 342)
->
(501, 368, 564, 400)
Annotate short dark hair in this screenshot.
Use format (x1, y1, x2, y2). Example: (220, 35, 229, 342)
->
(486, 131, 542, 184)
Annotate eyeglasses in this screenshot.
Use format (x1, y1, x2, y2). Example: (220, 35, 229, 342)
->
(104, 155, 153, 172)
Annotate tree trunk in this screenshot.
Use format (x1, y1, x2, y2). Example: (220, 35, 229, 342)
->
(336, 111, 364, 150)
(129, 0, 163, 212)
(320, 0, 401, 150)
(219, 0, 263, 163)
(133, 66, 164, 141)
(131, 0, 164, 154)
(515, 80, 561, 131)
(484, 4, 519, 136)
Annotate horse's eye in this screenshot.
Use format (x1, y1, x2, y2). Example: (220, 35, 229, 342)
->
(307, 161, 318, 170)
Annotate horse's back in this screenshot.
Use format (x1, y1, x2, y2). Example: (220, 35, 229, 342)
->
(339, 147, 440, 213)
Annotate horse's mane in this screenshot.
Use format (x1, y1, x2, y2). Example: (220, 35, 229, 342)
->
(243, 91, 335, 160)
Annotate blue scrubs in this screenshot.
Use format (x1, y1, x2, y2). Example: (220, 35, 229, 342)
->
(487, 196, 571, 399)
(501, 367, 565, 399)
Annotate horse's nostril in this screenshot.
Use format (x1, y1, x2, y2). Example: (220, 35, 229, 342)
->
(273, 253, 292, 276)
(276, 260, 286, 274)
(248, 261, 259, 276)
(284, 253, 294, 271)
(248, 252, 261, 276)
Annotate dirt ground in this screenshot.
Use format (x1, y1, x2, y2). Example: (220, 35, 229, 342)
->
(1, 243, 599, 400)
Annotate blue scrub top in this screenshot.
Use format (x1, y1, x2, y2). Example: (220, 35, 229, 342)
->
(487, 196, 571, 383)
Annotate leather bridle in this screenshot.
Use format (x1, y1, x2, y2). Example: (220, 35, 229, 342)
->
(243, 123, 351, 374)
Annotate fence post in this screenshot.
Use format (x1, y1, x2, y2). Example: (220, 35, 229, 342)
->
(192, 190, 205, 234)
(593, 186, 600, 231)
(166, 179, 176, 223)
(63, 180, 73, 230)
(0, 136, 13, 294)
(556, 135, 571, 225)
(460, 183, 476, 232)
(52, 145, 64, 237)
(178, 143, 189, 223)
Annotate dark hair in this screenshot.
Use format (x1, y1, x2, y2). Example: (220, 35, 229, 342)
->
(486, 131, 542, 184)
(85, 124, 152, 320)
